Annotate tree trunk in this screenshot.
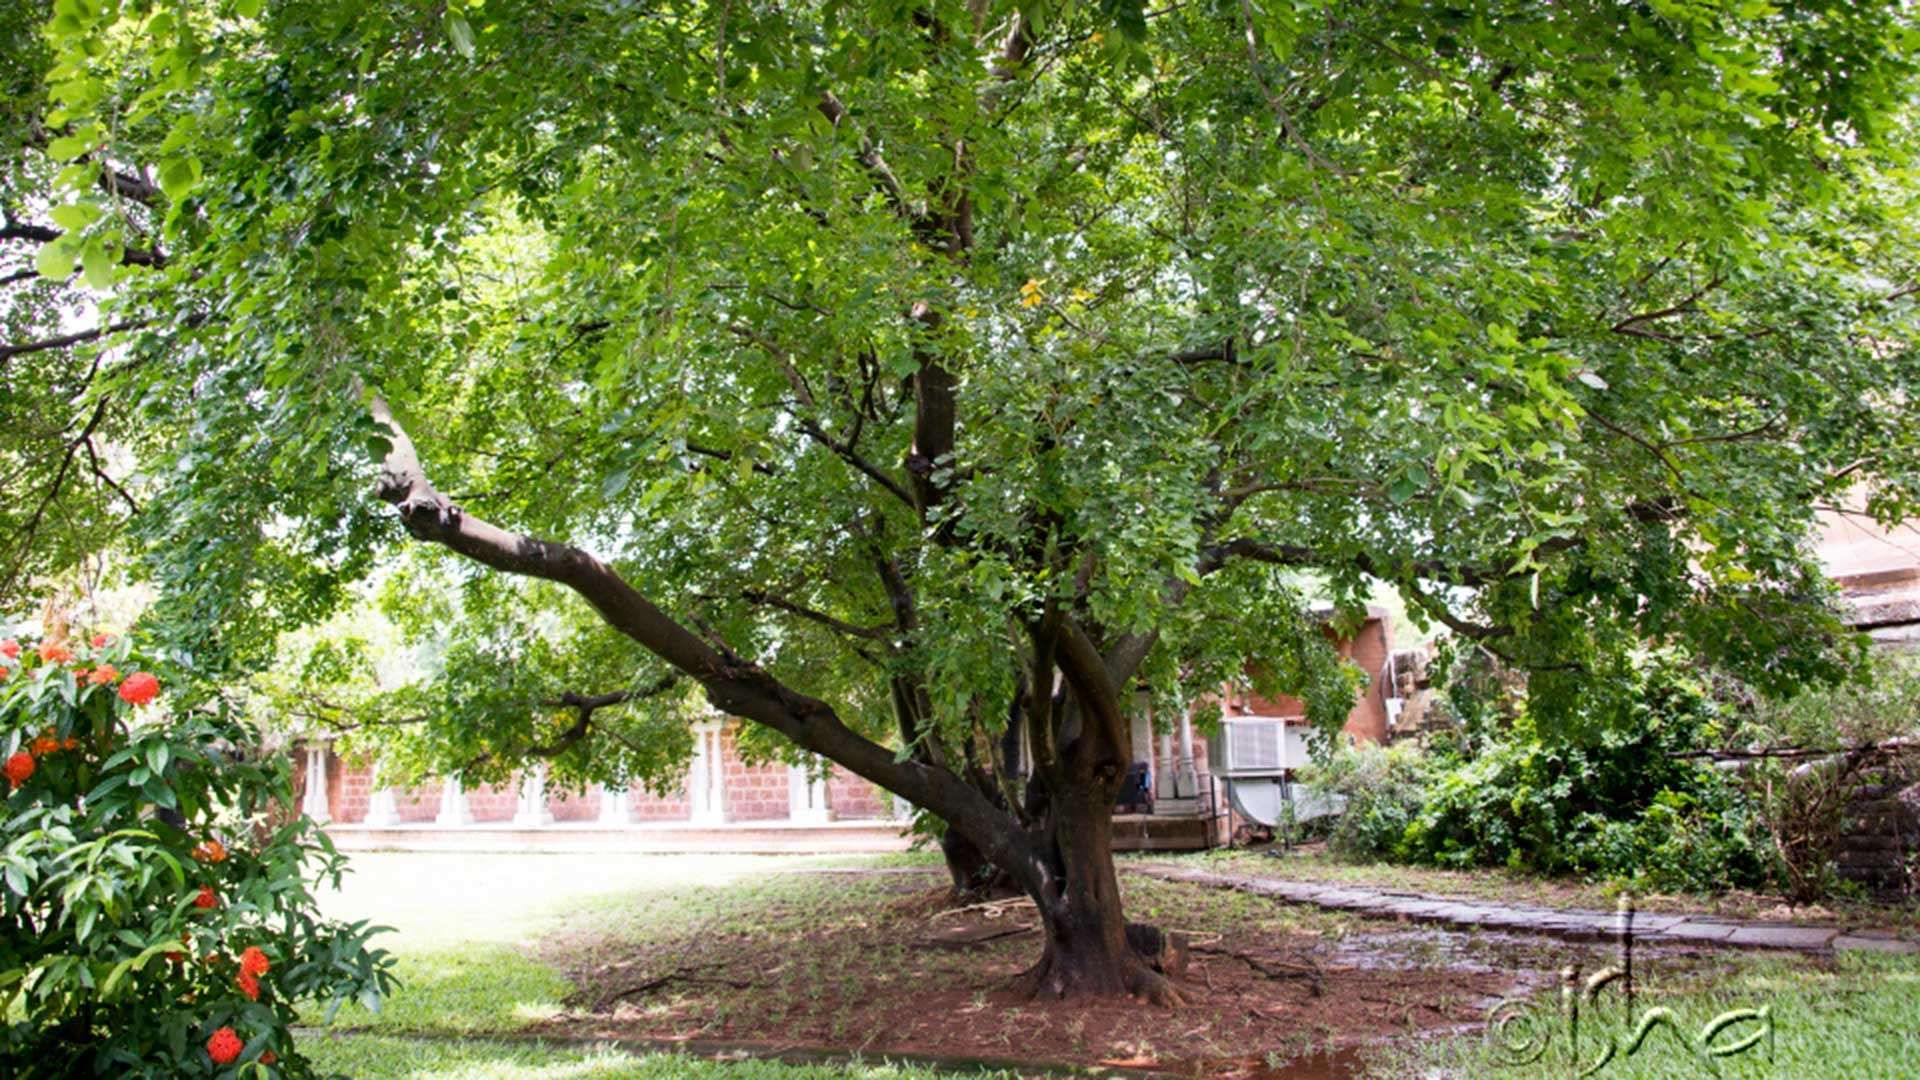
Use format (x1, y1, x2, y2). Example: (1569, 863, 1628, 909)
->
(1014, 778, 1184, 1005)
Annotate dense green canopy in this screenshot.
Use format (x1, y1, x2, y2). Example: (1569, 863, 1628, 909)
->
(5, 2, 1918, 992)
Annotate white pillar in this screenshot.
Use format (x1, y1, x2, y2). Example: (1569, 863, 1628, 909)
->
(300, 742, 331, 824)
(363, 761, 402, 827)
(788, 760, 834, 824)
(597, 781, 633, 825)
(689, 721, 728, 824)
(435, 775, 473, 826)
(1176, 709, 1199, 798)
(1157, 730, 1176, 799)
(513, 764, 554, 826)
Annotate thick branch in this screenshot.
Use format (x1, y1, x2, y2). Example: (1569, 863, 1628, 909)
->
(370, 393, 1040, 886)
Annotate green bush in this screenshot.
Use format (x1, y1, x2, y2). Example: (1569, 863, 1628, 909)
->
(0, 632, 395, 1076)
(1303, 662, 1772, 893)
(1298, 741, 1434, 861)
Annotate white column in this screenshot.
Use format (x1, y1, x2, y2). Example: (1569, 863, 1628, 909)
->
(513, 764, 554, 826)
(299, 742, 331, 824)
(597, 781, 633, 825)
(1176, 709, 1199, 798)
(1129, 696, 1154, 767)
(363, 761, 402, 827)
(689, 721, 728, 824)
(788, 759, 834, 824)
(1157, 730, 1176, 799)
(435, 775, 473, 825)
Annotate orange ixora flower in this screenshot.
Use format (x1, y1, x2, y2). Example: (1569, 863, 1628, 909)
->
(30, 735, 59, 756)
(118, 671, 161, 706)
(90, 633, 111, 648)
(4, 751, 33, 790)
(39, 642, 72, 665)
(192, 839, 228, 864)
(206, 1027, 243, 1065)
(0, 639, 17, 659)
(236, 971, 260, 1001)
(193, 884, 218, 909)
(240, 946, 270, 976)
(88, 664, 118, 685)
(260, 1050, 277, 1066)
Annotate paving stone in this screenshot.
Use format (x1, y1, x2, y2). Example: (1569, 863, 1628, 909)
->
(1832, 935, 1919, 955)
(1657, 920, 1740, 943)
(1534, 915, 1616, 941)
(1422, 903, 1498, 926)
(1723, 925, 1841, 950)
(1617, 913, 1688, 933)
(1305, 888, 1379, 909)
(1127, 865, 1910, 956)
(1380, 900, 1454, 919)
(1475, 909, 1552, 931)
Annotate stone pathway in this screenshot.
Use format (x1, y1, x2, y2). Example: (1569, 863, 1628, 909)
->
(1130, 864, 1920, 956)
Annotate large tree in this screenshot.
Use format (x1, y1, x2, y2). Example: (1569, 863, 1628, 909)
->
(14, 0, 1920, 1002)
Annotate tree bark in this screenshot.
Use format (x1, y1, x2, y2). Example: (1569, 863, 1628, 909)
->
(1017, 776, 1183, 1005)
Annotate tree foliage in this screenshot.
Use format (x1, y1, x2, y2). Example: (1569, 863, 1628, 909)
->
(7, 0, 1918, 1000)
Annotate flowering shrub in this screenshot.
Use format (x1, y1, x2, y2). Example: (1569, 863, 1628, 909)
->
(0, 633, 395, 1076)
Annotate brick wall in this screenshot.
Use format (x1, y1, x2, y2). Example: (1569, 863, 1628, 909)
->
(305, 726, 895, 825)
(1231, 614, 1392, 745)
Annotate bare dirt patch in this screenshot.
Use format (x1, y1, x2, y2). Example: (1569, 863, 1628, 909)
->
(529, 867, 1618, 1076)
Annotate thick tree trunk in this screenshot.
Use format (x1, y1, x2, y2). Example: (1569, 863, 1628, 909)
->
(1014, 779, 1184, 1004)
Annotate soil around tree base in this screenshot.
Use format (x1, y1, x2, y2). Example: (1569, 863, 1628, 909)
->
(532, 870, 1558, 1077)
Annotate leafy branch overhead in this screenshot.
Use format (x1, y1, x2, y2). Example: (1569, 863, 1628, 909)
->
(8, 0, 1918, 1003)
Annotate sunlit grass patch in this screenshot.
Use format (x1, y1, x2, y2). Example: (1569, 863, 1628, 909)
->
(1375, 950, 1920, 1078)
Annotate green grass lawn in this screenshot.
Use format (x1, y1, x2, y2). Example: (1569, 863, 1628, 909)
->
(303, 852, 994, 1076)
(1377, 950, 1920, 1079)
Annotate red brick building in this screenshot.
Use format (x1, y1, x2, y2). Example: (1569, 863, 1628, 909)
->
(297, 609, 1402, 851)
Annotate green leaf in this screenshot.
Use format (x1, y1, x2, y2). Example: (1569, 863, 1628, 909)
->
(48, 202, 100, 230)
(81, 243, 114, 290)
(158, 157, 198, 200)
(34, 241, 74, 280)
(444, 13, 475, 58)
(46, 135, 92, 161)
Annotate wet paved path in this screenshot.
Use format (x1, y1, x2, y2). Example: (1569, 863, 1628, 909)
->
(1129, 863, 1920, 955)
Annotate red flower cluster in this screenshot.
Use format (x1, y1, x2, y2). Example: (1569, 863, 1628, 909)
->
(118, 671, 161, 706)
(90, 633, 111, 648)
(206, 1026, 243, 1065)
(237, 971, 260, 1000)
(192, 838, 228, 864)
(38, 642, 72, 665)
(194, 884, 219, 910)
(4, 751, 32, 790)
(88, 663, 118, 685)
(240, 946, 270, 976)
(0, 638, 17, 659)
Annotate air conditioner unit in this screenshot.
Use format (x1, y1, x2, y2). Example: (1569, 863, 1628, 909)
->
(1211, 716, 1290, 777)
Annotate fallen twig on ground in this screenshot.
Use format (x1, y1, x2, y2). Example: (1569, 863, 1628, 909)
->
(915, 924, 1040, 950)
(593, 966, 757, 1011)
(1193, 945, 1324, 996)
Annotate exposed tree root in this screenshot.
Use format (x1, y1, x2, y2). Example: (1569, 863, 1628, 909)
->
(914, 924, 1039, 950)
(1125, 963, 1188, 1007)
(1005, 922, 1192, 1006)
(1192, 944, 1324, 996)
(591, 966, 755, 1012)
